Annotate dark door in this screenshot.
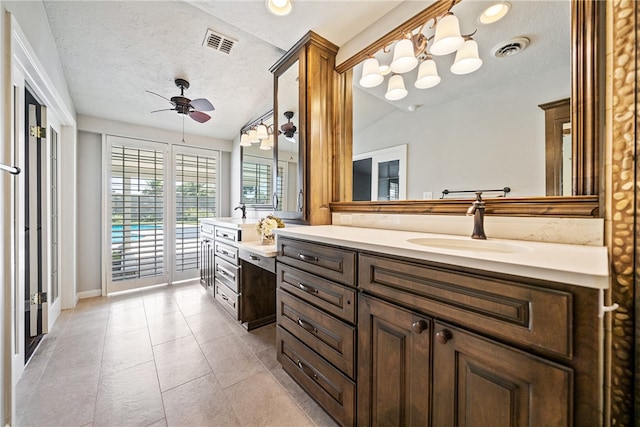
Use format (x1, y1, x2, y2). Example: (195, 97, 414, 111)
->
(24, 88, 46, 362)
(432, 321, 573, 427)
(357, 295, 431, 426)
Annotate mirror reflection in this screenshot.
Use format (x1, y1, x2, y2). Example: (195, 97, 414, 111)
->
(240, 114, 275, 206)
(275, 59, 301, 213)
(352, 0, 570, 200)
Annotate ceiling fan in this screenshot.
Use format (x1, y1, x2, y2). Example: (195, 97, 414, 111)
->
(147, 78, 214, 123)
(281, 111, 297, 142)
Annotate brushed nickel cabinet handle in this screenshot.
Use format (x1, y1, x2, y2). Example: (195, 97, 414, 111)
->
(412, 320, 429, 334)
(297, 282, 318, 294)
(297, 360, 318, 380)
(250, 255, 260, 261)
(298, 253, 318, 262)
(297, 318, 317, 333)
(436, 329, 453, 344)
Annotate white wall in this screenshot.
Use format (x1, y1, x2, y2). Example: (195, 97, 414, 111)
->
(77, 131, 102, 294)
(353, 67, 570, 199)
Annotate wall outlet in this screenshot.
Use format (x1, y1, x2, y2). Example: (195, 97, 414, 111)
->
(423, 191, 433, 200)
(340, 215, 353, 225)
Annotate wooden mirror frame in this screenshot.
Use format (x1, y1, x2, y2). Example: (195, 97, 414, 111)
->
(330, 0, 603, 218)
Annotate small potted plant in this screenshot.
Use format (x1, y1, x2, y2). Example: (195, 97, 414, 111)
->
(256, 214, 285, 245)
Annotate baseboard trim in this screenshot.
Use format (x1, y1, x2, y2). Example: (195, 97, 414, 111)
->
(77, 289, 102, 299)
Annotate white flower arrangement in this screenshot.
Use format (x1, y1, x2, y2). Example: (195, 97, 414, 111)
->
(256, 214, 285, 237)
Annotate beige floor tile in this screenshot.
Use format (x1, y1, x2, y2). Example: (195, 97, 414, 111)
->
(145, 418, 168, 427)
(144, 298, 180, 318)
(224, 371, 314, 427)
(185, 311, 234, 345)
(270, 367, 312, 406)
(18, 364, 100, 427)
(163, 373, 240, 427)
(101, 327, 153, 375)
(94, 361, 164, 427)
(153, 334, 211, 392)
(238, 323, 276, 355)
(255, 347, 279, 371)
(199, 335, 252, 365)
(299, 398, 340, 427)
(147, 311, 191, 346)
(210, 353, 266, 389)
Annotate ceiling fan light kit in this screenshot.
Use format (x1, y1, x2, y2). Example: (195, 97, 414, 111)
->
(360, 1, 511, 101)
(147, 78, 215, 124)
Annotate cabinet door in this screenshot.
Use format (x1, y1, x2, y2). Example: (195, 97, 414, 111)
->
(432, 321, 573, 427)
(358, 295, 431, 426)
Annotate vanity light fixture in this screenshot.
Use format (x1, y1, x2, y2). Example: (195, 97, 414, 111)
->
(259, 138, 271, 150)
(240, 132, 251, 147)
(255, 121, 269, 140)
(358, 1, 482, 99)
(479, 2, 510, 25)
(248, 128, 260, 144)
(266, 0, 292, 16)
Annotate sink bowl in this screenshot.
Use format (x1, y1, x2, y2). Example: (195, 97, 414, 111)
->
(406, 237, 532, 254)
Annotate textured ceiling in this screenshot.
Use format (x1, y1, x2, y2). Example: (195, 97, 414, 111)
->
(42, 0, 405, 141)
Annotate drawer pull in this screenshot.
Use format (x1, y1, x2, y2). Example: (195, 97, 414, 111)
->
(297, 360, 318, 381)
(217, 266, 233, 279)
(412, 320, 429, 334)
(298, 282, 318, 294)
(298, 253, 318, 262)
(221, 294, 229, 301)
(220, 249, 230, 256)
(250, 255, 260, 261)
(297, 318, 317, 333)
(436, 329, 453, 344)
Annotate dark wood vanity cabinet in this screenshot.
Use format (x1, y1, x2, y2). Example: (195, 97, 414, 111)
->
(276, 237, 601, 427)
(276, 237, 357, 426)
(357, 295, 431, 426)
(432, 321, 572, 427)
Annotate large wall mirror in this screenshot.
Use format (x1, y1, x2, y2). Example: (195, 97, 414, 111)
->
(333, 0, 602, 216)
(239, 111, 275, 209)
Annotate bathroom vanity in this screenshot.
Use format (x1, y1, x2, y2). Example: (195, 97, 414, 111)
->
(200, 218, 277, 330)
(274, 225, 608, 427)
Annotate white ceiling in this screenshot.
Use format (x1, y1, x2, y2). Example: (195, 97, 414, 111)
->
(41, 0, 405, 141)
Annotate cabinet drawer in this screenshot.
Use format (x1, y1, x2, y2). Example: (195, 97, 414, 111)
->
(215, 226, 240, 243)
(359, 254, 573, 358)
(215, 280, 240, 321)
(200, 221, 215, 240)
(215, 257, 240, 293)
(277, 289, 355, 378)
(277, 326, 355, 427)
(277, 264, 356, 324)
(215, 240, 238, 265)
(278, 238, 356, 286)
(239, 248, 276, 274)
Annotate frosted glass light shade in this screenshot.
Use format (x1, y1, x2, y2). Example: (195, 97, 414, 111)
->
(415, 59, 441, 89)
(359, 58, 384, 88)
(268, 133, 274, 147)
(379, 64, 391, 76)
(385, 74, 408, 101)
(256, 123, 269, 140)
(430, 14, 464, 56)
(266, 0, 292, 16)
(390, 39, 418, 74)
(259, 139, 271, 150)
(248, 128, 260, 143)
(240, 133, 251, 147)
(450, 39, 483, 75)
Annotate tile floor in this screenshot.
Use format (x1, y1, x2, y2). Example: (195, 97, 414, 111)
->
(15, 282, 339, 427)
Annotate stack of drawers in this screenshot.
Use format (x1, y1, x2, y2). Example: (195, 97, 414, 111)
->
(275, 237, 357, 426)
(213, 225, 241, 319)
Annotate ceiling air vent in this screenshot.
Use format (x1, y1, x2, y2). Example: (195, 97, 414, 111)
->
(491, 37, 530, 58)
(203, 29, 237, 55)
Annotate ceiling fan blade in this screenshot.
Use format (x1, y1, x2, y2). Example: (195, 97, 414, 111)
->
(146, 90, 173, 103)
(190, 98, 215, 112)
(150, 108, 175, 113)
(189, 110, 211, 123)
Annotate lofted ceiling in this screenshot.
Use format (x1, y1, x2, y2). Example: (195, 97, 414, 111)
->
(41, 0, 406, 141)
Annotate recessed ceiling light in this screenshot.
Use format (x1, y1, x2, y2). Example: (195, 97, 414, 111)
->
(266, 0, 292, 16)
(479, 2, 511, 25)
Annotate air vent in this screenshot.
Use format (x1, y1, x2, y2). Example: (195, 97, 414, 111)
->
(491, 37, 530, 58)
(202, 29, 237, 55)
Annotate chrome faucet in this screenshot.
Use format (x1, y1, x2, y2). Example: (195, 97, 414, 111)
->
(234, 203, 246, 219)
(466, 192, 487, 240)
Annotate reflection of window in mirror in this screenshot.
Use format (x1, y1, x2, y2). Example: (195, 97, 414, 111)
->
(353, 144, 407, 201)
(539, 98, 571, 196)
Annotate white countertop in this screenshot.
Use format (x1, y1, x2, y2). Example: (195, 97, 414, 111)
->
(201, 217, 258, 228)
(274, 225, 610, 289)
(237, 240, 278, 257)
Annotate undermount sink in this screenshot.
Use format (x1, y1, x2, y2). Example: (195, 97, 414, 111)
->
(406, 237, 532, 254)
